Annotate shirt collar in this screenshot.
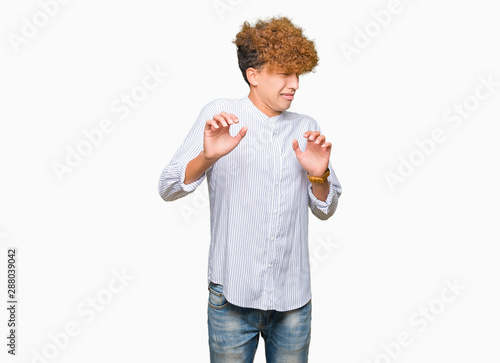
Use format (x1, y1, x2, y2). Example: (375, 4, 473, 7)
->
(243, 95, 283, 124)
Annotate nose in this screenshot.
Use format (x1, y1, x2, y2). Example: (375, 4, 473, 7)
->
(287, 74, 299, 91)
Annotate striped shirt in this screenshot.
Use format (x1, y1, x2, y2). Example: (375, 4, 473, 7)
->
(158, 95, 342, 311)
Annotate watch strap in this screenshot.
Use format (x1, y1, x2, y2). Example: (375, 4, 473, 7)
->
(307, 168, 330, 183)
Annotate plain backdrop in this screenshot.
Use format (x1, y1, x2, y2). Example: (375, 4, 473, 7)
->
(1, 0, 499, 362)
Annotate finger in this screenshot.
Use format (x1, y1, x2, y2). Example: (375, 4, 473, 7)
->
(206, 119, 219, 130)
(220, 112, 238, 125)
(308, 131, 321, 141)
(219, 112, 233, 125)
(321, 142, 332, 148)
(213, 114, 228, 127)
(228, 113, 239, 123)
(314, 135, 326, 144)
(205, 119, 214, 130)
(303, 131, 312, 138)
(292, 139, 302, 158)
(235, 126, 248, 141)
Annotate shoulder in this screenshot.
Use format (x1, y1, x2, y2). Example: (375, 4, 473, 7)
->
(199, 97, 245, 114)
(193, 97, 246, 128)
(283, 110, 319, 129)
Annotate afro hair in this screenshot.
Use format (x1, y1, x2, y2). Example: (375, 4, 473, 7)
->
(232, 16, 319, 85)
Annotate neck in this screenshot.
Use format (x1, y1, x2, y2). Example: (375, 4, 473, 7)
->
(248, 91, 282, 117)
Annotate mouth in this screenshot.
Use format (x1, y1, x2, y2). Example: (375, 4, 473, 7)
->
(280, 93, 294, 101)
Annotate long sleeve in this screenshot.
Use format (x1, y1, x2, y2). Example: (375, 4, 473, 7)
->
(158, 100, 218, 202)
(307, 121, 342, 220)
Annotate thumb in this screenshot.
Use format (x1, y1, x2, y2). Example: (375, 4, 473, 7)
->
(292, 139, 302, 158)
(234, 126, 248, 143)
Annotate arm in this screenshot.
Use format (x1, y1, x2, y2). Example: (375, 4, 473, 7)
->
(158, 102, 217, 202)
(292, 123, 342, 220)
(310, 179, 329, 202)
(158, 151, 211, 203)
(184, 150, 218, 185)
(158, 102, 247, 202)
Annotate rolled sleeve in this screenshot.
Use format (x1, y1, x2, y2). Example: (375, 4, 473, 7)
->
(307, 163, 342, 220)
(158, 159, 210, 202)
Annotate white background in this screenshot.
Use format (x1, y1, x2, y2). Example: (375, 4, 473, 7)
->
(1, 0, 499, 362)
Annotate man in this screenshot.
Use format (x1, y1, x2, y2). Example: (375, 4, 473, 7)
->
(158, 16, 342, 362)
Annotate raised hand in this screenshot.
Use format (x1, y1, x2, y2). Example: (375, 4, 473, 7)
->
(292, 131, 331, 176)
(204, 112, 248, 161)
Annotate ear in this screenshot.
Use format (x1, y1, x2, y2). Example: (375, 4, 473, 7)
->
(246, 67, 259, 87)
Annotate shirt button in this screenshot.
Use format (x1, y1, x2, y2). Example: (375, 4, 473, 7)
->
(273, 209, 277, 214)
(268, 264, 272, 268)
(276, 154, 279, 158)
(275, 181, 278, 186)
(270, 237, 274, 241)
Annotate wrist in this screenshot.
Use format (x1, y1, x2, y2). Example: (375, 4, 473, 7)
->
(201, 150, 219, 164)
(307, 167, 328, 178)
(307, 167, 330, 183)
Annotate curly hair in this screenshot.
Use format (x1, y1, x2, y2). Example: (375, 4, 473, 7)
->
(232, 16, 319, 85)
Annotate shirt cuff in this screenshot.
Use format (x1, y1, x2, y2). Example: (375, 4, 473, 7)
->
(307, 176, 335, 211)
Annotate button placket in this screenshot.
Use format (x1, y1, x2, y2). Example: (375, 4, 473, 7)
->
(267, 124, 282, 309)
(270, 125, 280, 247)
(268, 119, 281, 309)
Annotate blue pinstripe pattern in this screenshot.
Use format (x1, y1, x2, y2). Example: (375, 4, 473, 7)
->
(158, 95, 341, 311)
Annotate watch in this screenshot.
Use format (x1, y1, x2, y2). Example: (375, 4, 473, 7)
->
(307, 168, 330, 183)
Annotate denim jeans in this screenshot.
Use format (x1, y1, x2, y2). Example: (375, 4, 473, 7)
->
(207, 281, 312, 363)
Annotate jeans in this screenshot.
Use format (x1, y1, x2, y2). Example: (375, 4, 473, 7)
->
(207, 281, 312, 363)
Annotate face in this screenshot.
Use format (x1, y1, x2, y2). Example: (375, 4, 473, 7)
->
(248, 64, 300, 116)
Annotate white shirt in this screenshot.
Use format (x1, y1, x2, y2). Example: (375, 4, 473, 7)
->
(158, 95, 342, 311)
